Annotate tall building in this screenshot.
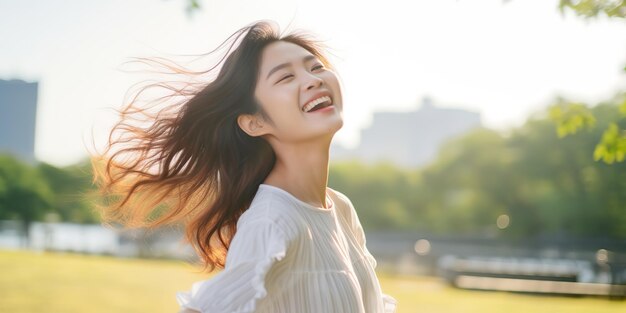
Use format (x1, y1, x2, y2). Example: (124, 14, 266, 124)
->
(0, 79, 39, 163)
(331, 97, 482, 168)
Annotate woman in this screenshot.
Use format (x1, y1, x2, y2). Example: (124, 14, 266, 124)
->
(92, 20, 397, 313)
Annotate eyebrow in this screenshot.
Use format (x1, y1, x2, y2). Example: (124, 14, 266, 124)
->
(266, 55, 317, 80)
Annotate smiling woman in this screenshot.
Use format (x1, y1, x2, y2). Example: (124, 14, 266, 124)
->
(90, 20, 396, 313)
(245, 40, 343, 145)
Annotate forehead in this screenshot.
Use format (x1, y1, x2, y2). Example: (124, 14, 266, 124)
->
(259, 41, 316, 70)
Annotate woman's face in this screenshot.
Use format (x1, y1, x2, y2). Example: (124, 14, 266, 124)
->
(252, 40, 343, 144)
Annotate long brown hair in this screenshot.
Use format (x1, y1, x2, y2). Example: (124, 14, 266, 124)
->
(91, 20, 334, 272)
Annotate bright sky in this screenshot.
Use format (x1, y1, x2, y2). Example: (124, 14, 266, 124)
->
(0, 0, 624, 167)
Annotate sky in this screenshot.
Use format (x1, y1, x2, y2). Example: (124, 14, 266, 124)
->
(0, 0, 625, 167)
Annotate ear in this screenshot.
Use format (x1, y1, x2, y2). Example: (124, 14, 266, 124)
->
(237, 114, 269, 137)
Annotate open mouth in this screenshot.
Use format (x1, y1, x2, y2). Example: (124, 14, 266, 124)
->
(303, 95, 333, 113)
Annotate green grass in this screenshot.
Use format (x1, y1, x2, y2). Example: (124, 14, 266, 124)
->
(0, 249, 624, 312)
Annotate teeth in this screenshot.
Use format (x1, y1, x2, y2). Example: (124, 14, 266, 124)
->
(303, 96, 332, 112)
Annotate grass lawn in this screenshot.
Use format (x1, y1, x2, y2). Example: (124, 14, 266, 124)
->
(1, 249, 624, 312)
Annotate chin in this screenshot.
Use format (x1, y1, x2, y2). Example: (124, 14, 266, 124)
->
(327, 119, 344, 136)
(335, 118, 344, 131)
(326, 111, 343, 126)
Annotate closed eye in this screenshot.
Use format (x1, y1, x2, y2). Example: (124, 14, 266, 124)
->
(312, 64, 324, 71)
(276, 64, 325, 84)
(277, 74, 294, 83)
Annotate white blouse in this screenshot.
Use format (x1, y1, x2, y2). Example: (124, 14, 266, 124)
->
(176, 184, 398, 313)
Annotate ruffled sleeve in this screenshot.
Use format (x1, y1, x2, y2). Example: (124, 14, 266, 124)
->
(176, 217, 288, 313)
(343, 195, 398, 313)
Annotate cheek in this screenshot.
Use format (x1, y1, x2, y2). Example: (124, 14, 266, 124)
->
(326, 75, 343, 104)
(266, 92, 299, 115)
(256, 93, 303, 128)
(256, 86, 294, 111)
(268, 85, 302, 110)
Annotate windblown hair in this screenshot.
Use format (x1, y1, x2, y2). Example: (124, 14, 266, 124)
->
(91, 20, 334, 272)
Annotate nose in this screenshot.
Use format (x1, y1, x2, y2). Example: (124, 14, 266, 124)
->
(304, 72, 323, 90)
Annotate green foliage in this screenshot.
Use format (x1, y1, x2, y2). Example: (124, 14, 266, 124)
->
(185, 0, 201, 15)
(0, 155, 99, 226)
(329, 161, 418, 230)
(594, 122, 626, 163)
(330, 102, 626, 238)
(559, 0, 626, 18)
(37, 159, 100, 223)
(549, 94, 626, 164)
(553, 1, 626, 164)
(548, 100, 596, 138)
(0, 155, 54, 225)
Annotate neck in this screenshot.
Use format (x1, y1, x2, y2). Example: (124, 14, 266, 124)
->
(263, 139, 331, 209)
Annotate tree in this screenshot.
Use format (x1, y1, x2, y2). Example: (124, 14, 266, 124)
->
(329, 161, 416, 230)
(37, 159, 101, 223)
(559, 0, 626, 19)
(549, 94, 626, 163)
(550, 1, 626, 163)
(0, 154, 54, 244)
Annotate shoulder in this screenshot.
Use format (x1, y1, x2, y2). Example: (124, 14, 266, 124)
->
(326, 186, 353, 207)
(326, 187, 358, 224)
(327, 187, 369, 245)
(236, 185, 303, 238)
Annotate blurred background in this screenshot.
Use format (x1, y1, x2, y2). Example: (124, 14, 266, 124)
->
(1, 0, 626, 312)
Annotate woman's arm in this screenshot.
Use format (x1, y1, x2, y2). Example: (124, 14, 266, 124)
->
(176, 217, 289, 313)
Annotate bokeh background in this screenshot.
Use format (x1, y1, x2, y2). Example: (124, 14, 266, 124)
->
(1, 0, 626, 312)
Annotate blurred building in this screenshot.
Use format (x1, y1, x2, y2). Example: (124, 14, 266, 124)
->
(331, 97, 482, 167)
(0, 79, 39, 163)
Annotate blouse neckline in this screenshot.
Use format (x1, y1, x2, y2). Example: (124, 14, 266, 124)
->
(259, 184, 335, 213)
